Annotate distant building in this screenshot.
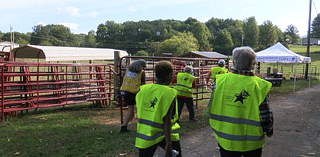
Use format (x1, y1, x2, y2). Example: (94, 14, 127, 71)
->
(302, 38, 320, 45)
(0, 41, 19, 52)
(178, 51, 228, 59)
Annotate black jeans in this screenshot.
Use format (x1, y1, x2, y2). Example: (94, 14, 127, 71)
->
(177, 97, 195, 120)
(139, 139, 182, 157)
(219, 144, 262, 157)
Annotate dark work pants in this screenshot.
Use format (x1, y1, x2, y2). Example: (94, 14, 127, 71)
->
(177, 97, 195, 120)
(219, 144, 262, 157)
(139, 139, 182, 157)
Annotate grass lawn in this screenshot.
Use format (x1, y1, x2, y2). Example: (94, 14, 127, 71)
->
(1, 45, 320, 156)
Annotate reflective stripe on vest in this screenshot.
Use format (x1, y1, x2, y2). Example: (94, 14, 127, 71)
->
(120, 70, 143, 93)
(174, 72, 194, 98)
(135, 84, 180, 149)
(209, 73, 272, 151)
(209, 114, 261, 127)
(138, 118, 177, 129)
(211, 128, 264, 141)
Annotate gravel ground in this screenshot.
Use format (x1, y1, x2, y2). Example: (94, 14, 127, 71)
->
(154, 84, 320, 157)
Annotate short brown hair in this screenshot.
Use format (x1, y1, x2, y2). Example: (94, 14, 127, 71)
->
(155, 61, 173, 80)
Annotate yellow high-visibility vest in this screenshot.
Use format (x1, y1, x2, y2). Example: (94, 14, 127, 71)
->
(135, 84, 180, 149)
(174, 72, 194, 98)
(120, 70, 143, 94)
(210, 66, 228, 80)
(208, 73, 272, 151)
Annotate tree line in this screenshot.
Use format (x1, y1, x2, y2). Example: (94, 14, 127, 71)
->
(0, 16, 308, 56)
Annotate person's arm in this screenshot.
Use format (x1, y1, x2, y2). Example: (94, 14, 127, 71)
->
(206, 71, 211, 86)
(141, 71, 146, 85)
(163, 98, 175, 157)
(259, 94, 274, 137)
(192, 79, 196, 88)
(171, 75, 177, 84)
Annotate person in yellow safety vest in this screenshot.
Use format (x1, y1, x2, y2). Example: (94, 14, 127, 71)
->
(119, 59, 146, 133)
(136, 61, 181, 157)
(172, 66, 198, 122)
(206, 47, 274, 157)
(206, 59, 228, 88)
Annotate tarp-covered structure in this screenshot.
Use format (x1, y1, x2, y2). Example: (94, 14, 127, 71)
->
(179, 51, 228, 59)
(256, 42, 311, 63)
(256, 42, 311, 92)
(0, 41, 19, 52)
(12, 45, 128, 61)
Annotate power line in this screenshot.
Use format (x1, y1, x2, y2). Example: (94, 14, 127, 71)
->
(313, 0, 319, 14)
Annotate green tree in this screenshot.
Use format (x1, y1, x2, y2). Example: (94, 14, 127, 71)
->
(157, 32, 199, 56)
(96, 21, 124, 47)
(243, 16, 259, 48)
(84, 30, 97, 47)
(227, 21, 244, 47)
(274, 25, 284, 42)
(30, 24, 78, 46)
(0, 31, 4, 41)
(2, 32, 31, 44)
(259, 20, 277, 49)
(134, 50, 148, 56)
(285, 24, 300, 44)
(16, 38, 30, 46)
(147, 42, 161, 56)
(75, 33, 86, 47)
(311, 13, 320, 38)
(213, 29, 234, 55)
(190, 22, 212, 51)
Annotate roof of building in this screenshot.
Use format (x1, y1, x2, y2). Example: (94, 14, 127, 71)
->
(0, 41, 19, 52)
(12, 45, 128, 61)
(178, 51, 229, 59)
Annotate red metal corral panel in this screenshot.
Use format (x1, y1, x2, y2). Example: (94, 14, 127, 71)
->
(0, 61, 114, 121)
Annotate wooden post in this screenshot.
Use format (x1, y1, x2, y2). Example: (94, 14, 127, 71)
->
(114, 51, 120, 100)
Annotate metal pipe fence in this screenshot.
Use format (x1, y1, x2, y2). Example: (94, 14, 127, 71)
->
(0, 61, 114, 121)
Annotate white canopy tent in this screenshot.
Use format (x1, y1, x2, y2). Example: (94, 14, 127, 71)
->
(12, 45, 128, 61)
(256, 42, 311, 92)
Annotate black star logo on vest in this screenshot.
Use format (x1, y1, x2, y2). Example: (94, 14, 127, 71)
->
(184, 77, 188, 81)
(218, 71, 221, 74)
(150, 98, 157, 108)
(234, 90, 250, 104)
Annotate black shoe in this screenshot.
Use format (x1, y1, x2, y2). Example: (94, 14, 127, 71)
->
(119, 125, 131, 133)
(189, 118, 198, 122)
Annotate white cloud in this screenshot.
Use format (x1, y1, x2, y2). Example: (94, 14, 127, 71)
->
(129, 6, 137, 12)
(57, 6, 82, 16)
(37, 22, 46, 26)
(243, 6, 253, 11)
(200, 17, 211, 22)
(225, 8, 232, 12)
(90, 11, 98, 18)
(59, 22, 79, 31)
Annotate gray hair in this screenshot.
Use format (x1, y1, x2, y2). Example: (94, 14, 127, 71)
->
(232, 47, 256, 70)
(128, 60, 144, 73)
(184, 66, 193, 73)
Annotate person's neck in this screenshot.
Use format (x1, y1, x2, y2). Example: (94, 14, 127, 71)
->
(155, 79, 170, 85)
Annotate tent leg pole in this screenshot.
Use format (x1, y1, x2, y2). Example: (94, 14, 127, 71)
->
(294, 62, 297, 92)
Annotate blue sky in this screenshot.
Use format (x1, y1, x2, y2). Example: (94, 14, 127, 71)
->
(1, 0, 319, 37)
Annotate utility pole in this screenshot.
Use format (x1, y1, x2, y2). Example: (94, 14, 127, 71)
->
(305, 0, 312, 79)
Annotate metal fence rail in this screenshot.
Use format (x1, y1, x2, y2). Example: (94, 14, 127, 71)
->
(0, 61, 114, 121)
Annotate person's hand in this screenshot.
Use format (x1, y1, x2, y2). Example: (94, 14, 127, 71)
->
(164, 143, 172, 157)
(264, 131, 273, 137)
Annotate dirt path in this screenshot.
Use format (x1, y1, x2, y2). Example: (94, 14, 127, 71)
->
(154, 84, 320, 157)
